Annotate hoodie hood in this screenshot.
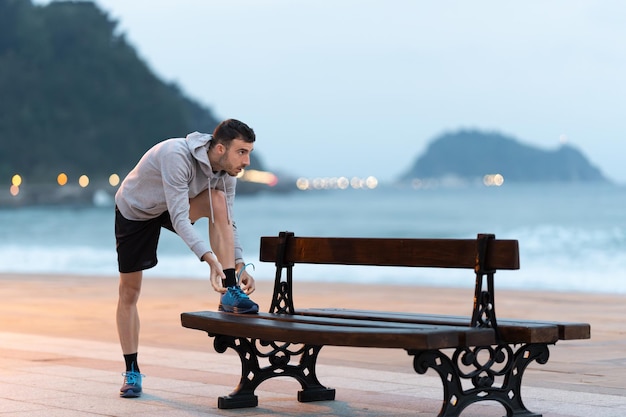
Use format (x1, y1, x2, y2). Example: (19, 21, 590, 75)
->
(185, 131, 214, 178)
(184, 131, 235, 226)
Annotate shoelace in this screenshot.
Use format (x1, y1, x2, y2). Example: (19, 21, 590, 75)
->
(223, 263, 255, 302)
(236, 262, 255, 282)
(227, 286, 250, 300)
(121, 371, 144, 384)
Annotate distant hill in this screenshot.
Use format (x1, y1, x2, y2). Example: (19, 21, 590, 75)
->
(399, 130, 608, 184)
(0, 0, 267, 186)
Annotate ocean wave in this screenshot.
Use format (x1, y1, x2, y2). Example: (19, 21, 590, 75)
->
(2, 185, 625, 294)
(1, 238, 624, 294)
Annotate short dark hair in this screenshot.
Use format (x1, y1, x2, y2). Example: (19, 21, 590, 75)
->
(211, 119, 255, 147)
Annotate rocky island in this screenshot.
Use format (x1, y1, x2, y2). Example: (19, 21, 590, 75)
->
(399, 130, 608, 185)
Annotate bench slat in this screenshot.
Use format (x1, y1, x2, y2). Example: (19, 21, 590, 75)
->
(241, 312, 497, 346)
(260, 236, 520, 270)
(181, 311, 496, 350)
(297, 308, 585, 344)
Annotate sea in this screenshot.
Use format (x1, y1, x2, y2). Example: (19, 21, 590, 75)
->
(1, 182, 625, 295)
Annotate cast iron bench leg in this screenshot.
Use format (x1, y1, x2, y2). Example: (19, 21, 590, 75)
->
(212, 334, 335, 409)
(409, 343, 550, 417)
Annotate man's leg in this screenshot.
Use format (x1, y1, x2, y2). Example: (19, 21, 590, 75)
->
(189, 189, 235, 271)
(116, 271, 143, 397)
(189, 189, 258, 313)
(117, 271, 142, 355)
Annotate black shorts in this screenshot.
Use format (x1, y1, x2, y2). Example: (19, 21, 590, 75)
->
(115, 207, 175, 273)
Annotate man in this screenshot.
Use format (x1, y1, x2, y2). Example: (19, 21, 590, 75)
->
(114, 119, 259, 398)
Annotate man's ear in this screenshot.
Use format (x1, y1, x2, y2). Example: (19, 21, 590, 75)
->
(214, 143, 226, 154)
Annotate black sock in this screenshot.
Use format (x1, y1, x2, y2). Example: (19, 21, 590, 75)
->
(222, 268, 237, 288)
(124, 353, 140, 373)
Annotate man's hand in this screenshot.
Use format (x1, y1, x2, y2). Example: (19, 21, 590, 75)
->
(236, 262, 256, 295)
(202, 252, 226, 293)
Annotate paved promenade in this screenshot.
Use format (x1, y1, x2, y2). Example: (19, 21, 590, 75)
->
(0, 274, 624, 416)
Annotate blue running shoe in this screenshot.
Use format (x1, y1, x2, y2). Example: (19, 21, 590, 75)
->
(120, 369, 143, 398)
(219, 286, 259, 314)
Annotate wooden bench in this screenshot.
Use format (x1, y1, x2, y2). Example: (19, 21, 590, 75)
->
(181, 232, 590, 417)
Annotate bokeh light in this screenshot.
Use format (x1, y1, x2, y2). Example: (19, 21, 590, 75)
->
(483, 174, 504, 187)
(11, 174, 22, 187)
(78, 175, 90, 188)
(295, 176, 378, 191)
(239, 169, 278, 186)
(109, 173, 120, 186)
(57, 173, 68, 186)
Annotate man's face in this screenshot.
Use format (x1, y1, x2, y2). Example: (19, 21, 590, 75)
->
(214, 138, 254, 176)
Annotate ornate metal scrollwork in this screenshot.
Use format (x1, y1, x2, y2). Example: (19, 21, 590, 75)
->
(453, 344, 513, 388)
(269, 231, 295, 314)
(410, 343, 550, 417)
(271, 280, 294, 314)
(212, 334, 335, 409)
(471, 234, 501, 343)
(473, 286, 496, 328)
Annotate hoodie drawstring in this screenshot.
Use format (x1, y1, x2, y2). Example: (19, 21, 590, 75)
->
(207, 178, 215, 223)
(207, 177, 232, 225)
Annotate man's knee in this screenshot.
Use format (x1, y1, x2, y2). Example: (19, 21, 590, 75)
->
(189, 189, 227, 221)
(119, 273, 142, 304)
(204, 189, 228, 223)
(210, 189, 227, 218)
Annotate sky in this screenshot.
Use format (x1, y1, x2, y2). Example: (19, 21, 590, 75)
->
(38, 0, 626, 184)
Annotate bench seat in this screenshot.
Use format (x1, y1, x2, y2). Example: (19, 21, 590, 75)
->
(181, 311, 497, 349)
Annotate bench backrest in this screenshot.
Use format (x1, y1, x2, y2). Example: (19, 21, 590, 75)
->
(260, 234, 519, 270)
(260, 232, 519, 334)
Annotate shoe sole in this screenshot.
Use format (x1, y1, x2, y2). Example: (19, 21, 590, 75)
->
(218, 304, 259, 314)
(120, 389, 141, 398)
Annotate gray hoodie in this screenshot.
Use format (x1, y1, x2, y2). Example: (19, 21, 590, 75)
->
(115, 131, 244, 263)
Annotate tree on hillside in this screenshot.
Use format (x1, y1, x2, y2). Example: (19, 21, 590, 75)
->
(0, 0, 226, 183)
